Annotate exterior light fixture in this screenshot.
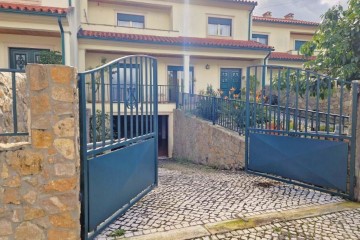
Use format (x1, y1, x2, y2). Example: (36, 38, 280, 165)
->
(205, 64, 210, 69)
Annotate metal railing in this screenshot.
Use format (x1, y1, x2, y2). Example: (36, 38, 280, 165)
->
(86, 83, 177, 104)
(0, 69, 28, 137)
(179, 92, 350, 137)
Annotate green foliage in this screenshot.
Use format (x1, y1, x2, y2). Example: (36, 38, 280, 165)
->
(301, 0, 360, 81)
(89, 110, 111, 142)
(196, 85, 221, 121)
(272, 70, 335, 100)
(108, 229, 125, 238)
(38, 50, 62, 64)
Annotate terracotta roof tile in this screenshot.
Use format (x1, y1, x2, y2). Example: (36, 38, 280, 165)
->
(0, 2, 68, 15)
(270, 52, 316, 61)
(253, 16, 319, 26)
(78, 30, 273, 50)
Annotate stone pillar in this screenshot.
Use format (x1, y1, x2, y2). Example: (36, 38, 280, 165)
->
(353, 80, 360, 201)
(0, 64, 81, 239)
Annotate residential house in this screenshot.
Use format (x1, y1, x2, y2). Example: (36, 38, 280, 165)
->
(252, 11, 318, 68)
(0, 0, 319, 157)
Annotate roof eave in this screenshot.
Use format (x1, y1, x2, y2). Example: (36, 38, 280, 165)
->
(253, 19, 319, 27)
(0, 8, 67, 17)
(78, 34, 273, 52)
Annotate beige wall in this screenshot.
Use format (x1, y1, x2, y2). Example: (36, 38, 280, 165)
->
(0, 34, 61, 68)
(87, 1, 171, 31)
(252, 22, 317, 52)
(81, 0, 252, 40)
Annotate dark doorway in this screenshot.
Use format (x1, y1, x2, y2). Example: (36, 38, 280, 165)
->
(158, 115, 168, 157)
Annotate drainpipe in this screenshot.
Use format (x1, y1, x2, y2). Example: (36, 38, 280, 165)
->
(68, 0, 72, 7)
(248, 6, 255, 40)
(263, 50, 272, 65)
(58, 17, 65, 65)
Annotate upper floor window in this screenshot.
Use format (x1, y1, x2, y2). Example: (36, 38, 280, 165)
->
(252, 34, 268, 45)
(208, 17, 232, 37)
(117, 13, 144, 28)
(295, 40, 307, 51)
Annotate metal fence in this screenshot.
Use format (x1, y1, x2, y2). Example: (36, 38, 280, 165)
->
(0, 68, 28, 137)
(179, 88, 350, 137)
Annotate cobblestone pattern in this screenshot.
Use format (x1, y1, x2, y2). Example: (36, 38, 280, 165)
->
(194, 209, 360, 240)
(98, 161, 343, 239)
(174, 110, 245, 170)
(0, 65, 81, 240)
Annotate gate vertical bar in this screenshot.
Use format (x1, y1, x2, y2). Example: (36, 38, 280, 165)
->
(245, 67, 251, 170)
(153, 59, 159, 186)
(79, 73, 89, 240)
(349, 81, 359, 199)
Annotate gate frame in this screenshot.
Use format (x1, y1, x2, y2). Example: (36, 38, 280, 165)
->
(244, 65, 359, 200)
(79, 55, 159, 239)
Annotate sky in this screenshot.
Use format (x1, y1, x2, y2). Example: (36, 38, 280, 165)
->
(254, 0, 349, 22)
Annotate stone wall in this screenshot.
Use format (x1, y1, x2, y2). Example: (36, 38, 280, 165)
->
(0, 65, 81, 240)
(274, 87, 352, 117)
(0, 72, 28, 144)
(173, 109, 245, 170)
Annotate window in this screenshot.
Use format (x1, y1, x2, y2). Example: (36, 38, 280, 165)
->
(9, 48, 49, 70)
(295, 40, 307, 51)
(252, 34, 268, 45)
(208, 17, 232, 37)
(117, 13, 144, 28)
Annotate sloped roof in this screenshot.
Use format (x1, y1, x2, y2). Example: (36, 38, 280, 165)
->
(78, 30, 273, 51)
(270, 52, 316, 61)
(0, 2, 68, 16)
(253, 16, 319, 26)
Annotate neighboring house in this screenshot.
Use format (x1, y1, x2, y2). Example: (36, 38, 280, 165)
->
(252, 11, 318, 68)
(0, 0, 319, 157)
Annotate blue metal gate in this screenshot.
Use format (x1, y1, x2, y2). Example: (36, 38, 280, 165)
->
(245, 65, 358, 199)
(78, 55, 158, 239)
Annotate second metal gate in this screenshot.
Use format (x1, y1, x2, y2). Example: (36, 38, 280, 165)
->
(245, 65, 358, 199)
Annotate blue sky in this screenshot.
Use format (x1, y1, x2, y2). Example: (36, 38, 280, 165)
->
(254, 0, 349, 22)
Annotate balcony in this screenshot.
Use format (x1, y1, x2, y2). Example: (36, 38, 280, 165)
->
(85, 83, 178, 104)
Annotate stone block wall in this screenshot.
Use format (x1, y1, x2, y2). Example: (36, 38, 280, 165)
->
(173, 109, 245, 170)
(0, 65, 81, 240)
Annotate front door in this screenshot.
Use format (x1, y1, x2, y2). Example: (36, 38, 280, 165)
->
(9, 48, 49, 70)
(220, 68, 241, 97)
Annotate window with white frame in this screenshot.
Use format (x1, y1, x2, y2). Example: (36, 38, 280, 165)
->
(252, 34, 269, 45)
(208, 17, 232, 37)
(117, 13, 145, 28)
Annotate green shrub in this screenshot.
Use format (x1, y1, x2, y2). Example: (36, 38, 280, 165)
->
(38, 50, 62, 64)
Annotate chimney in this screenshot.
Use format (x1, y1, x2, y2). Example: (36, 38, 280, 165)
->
(262, 11, 272, 18)
(284, 13, 294, 20)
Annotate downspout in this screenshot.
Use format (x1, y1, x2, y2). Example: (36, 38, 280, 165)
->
(58, 17, 65, 65)
(248, 5, 255, 40)
(263, 50, 272, 65)
(68, 0, 72, 7)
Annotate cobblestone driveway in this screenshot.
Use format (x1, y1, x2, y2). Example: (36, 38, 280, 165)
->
(97, 160, 344, 239)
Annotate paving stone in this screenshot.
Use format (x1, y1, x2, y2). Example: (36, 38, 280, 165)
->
(95, 160, 346, 239)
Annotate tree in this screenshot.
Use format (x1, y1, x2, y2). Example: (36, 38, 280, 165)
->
(38, 50, 62, 64)
(301, 0, 360, 81)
